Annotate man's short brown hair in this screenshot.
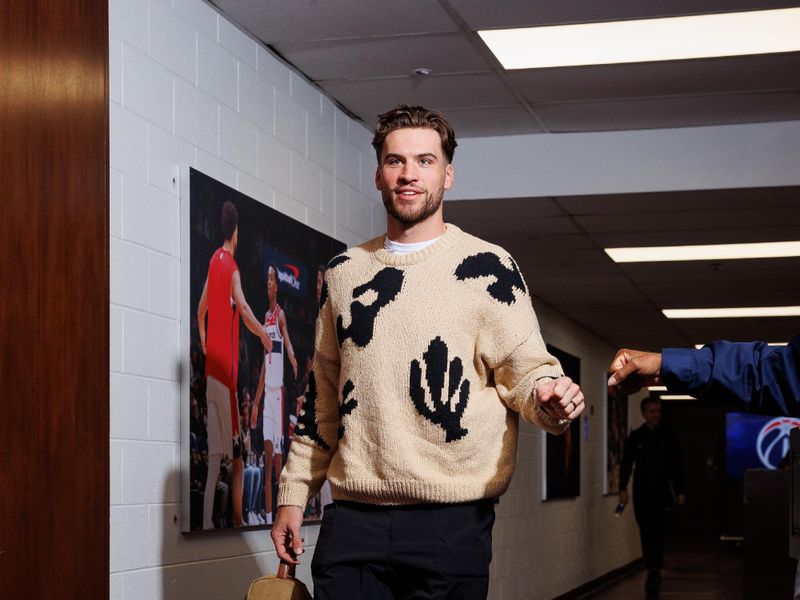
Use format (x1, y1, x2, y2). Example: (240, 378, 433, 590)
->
(372, 105, 457, 164)
(221, 200, 238, 241)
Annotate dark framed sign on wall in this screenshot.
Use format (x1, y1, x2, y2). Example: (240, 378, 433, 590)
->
(604, 382, 629, 495)
(541, 344, 581, 500)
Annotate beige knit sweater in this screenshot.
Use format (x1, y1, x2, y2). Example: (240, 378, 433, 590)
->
(278, 224, 566, 508)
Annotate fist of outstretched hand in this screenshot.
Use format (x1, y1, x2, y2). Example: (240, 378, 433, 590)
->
(536, 376, 584, 421)
(606, 349, 662, 396)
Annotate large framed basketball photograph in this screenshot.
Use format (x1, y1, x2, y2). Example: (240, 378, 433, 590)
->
(180, 168, 345, 532)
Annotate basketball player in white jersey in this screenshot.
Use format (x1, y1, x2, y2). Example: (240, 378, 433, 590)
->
(252, 262, 297, 524)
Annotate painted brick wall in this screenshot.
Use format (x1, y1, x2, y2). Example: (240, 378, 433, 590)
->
(109, 2, 640, 599)
(486, 300, 641, 599)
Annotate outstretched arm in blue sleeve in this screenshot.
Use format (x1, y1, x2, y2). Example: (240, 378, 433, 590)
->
(661, 336, 800, 415)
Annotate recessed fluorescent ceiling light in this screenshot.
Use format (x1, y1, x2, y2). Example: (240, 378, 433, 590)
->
(660, 395, 696, 400)
(478, 8, 800, 69)
(605, 241, 800, 263)
(694, 342, 787, 348)
(648, 386, 668, 391)
(664, 306, 800, 319)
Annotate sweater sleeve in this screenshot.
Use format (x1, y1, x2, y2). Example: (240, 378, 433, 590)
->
(662, 335, 800, 416)
(278, 281, 341, 508)
(488, 292, 567, 434)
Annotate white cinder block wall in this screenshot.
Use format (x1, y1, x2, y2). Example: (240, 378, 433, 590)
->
(109, 1, 640, 598)
(487, 301, 641, 599)
(109, 0, 382, 598)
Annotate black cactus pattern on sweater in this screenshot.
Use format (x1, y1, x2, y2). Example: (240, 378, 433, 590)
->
(454, 252, 527, 305)
(338, 379, 358, 439)
(409, 336, 470, 442)
(295, 371, 330, 450)
(337, 267, 404, 348)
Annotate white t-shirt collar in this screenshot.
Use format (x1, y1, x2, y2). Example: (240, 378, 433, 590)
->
(383, 235, 441, 255)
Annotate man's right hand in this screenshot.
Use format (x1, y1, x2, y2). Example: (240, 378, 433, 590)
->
(619, 490, 629, 505)
(271, 505, 304, 564)
(607, 349, 662, 395)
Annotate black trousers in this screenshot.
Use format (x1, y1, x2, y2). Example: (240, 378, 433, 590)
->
(311, 500, 495, 600)
(633, 488, 670, 570)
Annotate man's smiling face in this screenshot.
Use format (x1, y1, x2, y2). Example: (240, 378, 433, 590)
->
(375, 127, 454, 227)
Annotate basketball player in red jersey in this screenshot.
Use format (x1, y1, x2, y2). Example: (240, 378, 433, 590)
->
(197, 201, 272, 529)
(252, 262, 297, 525)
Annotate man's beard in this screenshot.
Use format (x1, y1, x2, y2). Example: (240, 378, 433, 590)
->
(382, 187, 444, 226)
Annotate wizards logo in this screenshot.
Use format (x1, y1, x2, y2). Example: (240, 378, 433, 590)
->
(264, 246, 307, 298)
(756, 417, 800, 469)
(278, 263, 301, 291)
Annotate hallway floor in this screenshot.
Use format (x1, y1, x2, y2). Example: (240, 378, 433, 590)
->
(587, 536, 744, 600)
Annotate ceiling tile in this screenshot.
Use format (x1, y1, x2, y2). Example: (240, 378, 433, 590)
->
(589, 226, 800, 248)
(526, 272, 631, 288)
(510, 248, 610, 265)
(557, 187, 800, 215)
(525, 261, 621, 277)
(620, 256, 800, 279)
(213, 0, 459, 43)
(277, 34, 491, 81)
(492, 233, 600, 251)
(509, 54, 800, 104)
(575, 206, 800, 233)
(451, 215, 580, 238)
(672, 317, 800, 345)
(647, 289, 800, 309)
(562, 313, 689, 348)
(537, 289, 645, 303)
(319, 73, 517, 121)
(536, 92, 800, 132)
(441, 106, 545, 137)
(641, 277, 800, 294)
(447, 196, 563, 219)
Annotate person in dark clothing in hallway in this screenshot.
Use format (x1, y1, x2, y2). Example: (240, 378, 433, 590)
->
(619, 397, 686, 595)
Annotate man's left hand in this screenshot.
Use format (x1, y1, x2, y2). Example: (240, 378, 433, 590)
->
(536, 377, 585, 421)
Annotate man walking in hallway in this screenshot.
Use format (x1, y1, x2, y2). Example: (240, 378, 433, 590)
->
(619, 397, 686, 595)
(270, 105, 585, 599)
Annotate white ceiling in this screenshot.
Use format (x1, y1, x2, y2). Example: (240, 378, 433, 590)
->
(213, 0, 800, 135)
(211, 0, 800, 351)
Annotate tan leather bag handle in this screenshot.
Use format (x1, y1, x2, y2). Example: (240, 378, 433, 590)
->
(277, 561, 296, 579)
